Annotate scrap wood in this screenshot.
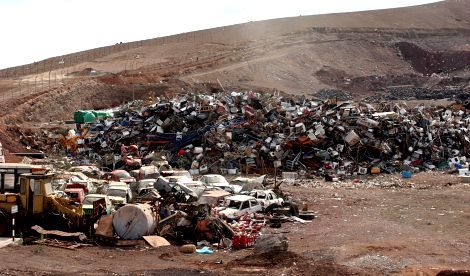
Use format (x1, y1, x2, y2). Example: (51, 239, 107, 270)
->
(115, 239, 146, 247)
(143, 235, 171, 248)
(31, 225, 87, 241)
(95, 214, 114, 238)
(33, 238, 91, 250)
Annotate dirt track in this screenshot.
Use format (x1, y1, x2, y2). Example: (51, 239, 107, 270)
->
(0, 173, 468, 275)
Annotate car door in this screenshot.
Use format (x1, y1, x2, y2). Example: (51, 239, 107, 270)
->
(32, 179, 44, 214)
(267, 192, 274, 205)
(239, 200, 250, 216)
(249, 199, 261, 213)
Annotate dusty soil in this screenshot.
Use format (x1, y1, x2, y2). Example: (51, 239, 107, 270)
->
(0, 173, 469, 275)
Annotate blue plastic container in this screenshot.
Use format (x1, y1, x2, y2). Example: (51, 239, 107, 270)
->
(401, 171, 412, 178)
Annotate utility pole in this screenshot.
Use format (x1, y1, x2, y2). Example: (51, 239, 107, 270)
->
(48, 70, 51, 90)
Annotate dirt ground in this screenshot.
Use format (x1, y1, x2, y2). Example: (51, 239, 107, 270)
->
(0, 173, 469, 275)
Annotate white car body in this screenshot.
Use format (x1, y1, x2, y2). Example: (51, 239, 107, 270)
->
(218, 195, 262, 220)
(137, 179, 157, 194)
(105, 183, 133, 204)
(59, 171, 97, 193)
(200, 174, 242, 194)
(249, 189, 284, 209)
(82, 194, 113, 215)
(230, 175, 266, 191)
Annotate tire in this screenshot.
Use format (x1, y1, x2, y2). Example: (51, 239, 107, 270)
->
(298, 212, 315, 220)
(264, 203, 282, 214)
(289, 203, 300, 217)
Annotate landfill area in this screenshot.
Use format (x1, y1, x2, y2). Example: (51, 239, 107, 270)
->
(60, 90, 470, 178)
(0, 88, 469, 275)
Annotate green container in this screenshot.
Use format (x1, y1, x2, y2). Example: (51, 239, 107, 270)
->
(83, 112, 96, 123)
(74, 110, 96, 123)
(92, 111, 112, 119)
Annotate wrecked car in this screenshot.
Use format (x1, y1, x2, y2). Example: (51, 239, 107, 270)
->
(200, 174, 242, 194)
(218, 195, 262, 220)
(104, 170, 136, 184)
(64, 188, 86, 204)
(83, 194, 113, 215)
(154, 176, 198, 202)
(105, 182, 133, 204)
(249, 189, 284, 210)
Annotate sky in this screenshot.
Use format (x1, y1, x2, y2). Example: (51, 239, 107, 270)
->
(0, 0, 441, 69)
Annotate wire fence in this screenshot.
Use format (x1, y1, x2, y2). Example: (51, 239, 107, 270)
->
(0, 72, 67, 103)
(0, 26, 239, 80)
(0, 23, 265, 103)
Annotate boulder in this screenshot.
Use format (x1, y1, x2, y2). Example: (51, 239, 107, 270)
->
(254, 234, 288, 255)
(179, 244, 196, 254)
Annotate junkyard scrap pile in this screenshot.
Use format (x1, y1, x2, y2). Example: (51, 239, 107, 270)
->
(62, 91, 469, 177)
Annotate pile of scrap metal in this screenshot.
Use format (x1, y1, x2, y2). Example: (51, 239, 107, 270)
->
(61, 91, 469, 178)
(93, 173, 307, 250)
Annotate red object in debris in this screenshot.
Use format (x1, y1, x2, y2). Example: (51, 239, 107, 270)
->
(410, 159, 424, 166)
(178, 149, 186, 156)
(324, 162, 333, 170)
(232, 234, 256, 250)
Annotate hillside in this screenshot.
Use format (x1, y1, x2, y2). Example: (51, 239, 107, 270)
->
(0, 0, 469, 153)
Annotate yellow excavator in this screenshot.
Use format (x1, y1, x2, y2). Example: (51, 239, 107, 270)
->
(0, 170, 100, 236)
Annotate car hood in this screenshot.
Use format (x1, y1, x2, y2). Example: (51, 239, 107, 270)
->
(218, 208, 239, 218)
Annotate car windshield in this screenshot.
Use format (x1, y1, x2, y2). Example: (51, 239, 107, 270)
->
(44, 182, 53, 195)
(83, 196, 102, 205)
(225, 200, 242, 209)
(107, 189, 127, 197)
(251, 192, 266, 199)
(66, 192, 79, 199)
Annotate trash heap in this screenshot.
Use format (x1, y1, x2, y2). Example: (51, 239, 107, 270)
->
(95, 175, 305, 250)
(64, 91, 469, 177)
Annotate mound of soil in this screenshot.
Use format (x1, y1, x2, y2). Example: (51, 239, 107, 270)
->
(226, 251, 366, 275)
(395, 41, 470, 75)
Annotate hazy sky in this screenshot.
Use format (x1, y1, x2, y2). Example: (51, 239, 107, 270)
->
(0, 0, 440, 69)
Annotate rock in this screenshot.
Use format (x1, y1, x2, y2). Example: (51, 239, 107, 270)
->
(254, 234, 288, 254)
(179, 244, 196, 254)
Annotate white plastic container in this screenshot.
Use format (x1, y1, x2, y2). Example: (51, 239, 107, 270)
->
(344, 130, 360, 146)
(459, 168, 469, 176)
(193, 147, 203, 154)
(228, 168, 237, 175)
